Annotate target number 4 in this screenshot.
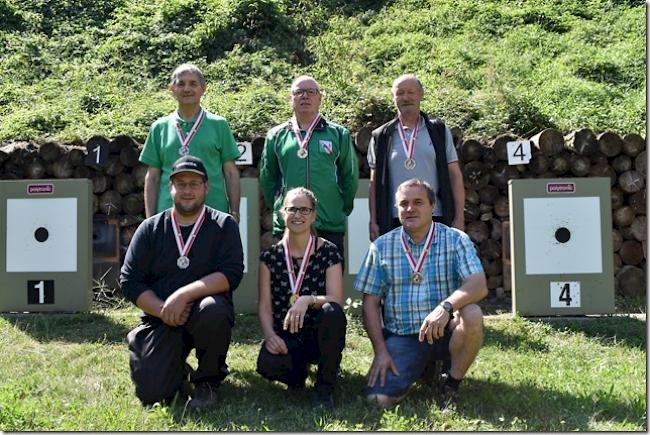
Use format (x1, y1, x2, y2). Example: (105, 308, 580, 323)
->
(506, 140, 532, 165)
(550, 281, 581, 308)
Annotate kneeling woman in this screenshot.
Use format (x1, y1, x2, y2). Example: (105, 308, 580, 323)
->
(257, 187, 346, 409)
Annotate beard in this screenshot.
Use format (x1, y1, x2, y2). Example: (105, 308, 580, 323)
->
(173, 198, 204, 216)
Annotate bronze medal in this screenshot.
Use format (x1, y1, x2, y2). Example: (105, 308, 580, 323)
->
(289, 294, 298, 305)
(411, 272, 423, 283)
(297, 148, 308, 159)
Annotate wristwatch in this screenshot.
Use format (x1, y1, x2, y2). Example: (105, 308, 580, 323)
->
(440, 301, 454, 316)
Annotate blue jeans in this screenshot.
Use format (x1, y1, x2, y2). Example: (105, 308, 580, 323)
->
(365, 328, 451, 398)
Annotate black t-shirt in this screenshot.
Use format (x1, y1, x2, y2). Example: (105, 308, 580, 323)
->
(120, 207, 244, 319)
(260, 239, 342, 332)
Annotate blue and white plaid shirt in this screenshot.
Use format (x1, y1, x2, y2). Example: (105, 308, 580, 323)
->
(354, 222, 483, 335)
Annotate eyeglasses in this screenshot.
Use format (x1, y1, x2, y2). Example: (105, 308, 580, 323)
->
(173, 181, 204, 190)
(291, 88, 320, 97)
(284, 206, 314, 215)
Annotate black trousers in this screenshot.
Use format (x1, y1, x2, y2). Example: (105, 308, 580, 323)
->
(256, 302, 346, 394)
(127, 294, 234, 405)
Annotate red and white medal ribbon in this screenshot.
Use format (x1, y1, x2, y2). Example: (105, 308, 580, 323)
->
(397, 116, 420, 169)
(291, 113, 321, 158)
(283, 235, 316, 302)
(400, 222, 435, 283)
(175, 108, 205, 156)
(171, 206, 206, 269)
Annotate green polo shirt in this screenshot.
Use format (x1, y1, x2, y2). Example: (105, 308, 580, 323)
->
(140, 109, 241, 213)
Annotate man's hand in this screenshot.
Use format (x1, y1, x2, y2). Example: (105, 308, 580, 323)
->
(367, 350, 400, 388)
(264, 334, 288, 355)
(369, 222, 380, 241)
(451, 216, 465, 232)
(160, 290, 193, 327)
(418, 305, 451, 344)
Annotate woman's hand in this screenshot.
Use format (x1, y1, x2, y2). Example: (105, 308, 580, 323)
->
(264, 334, 288, 355)
(283, 296, 311, 334)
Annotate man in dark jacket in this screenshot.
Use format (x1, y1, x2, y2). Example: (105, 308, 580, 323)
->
(120, 155, 244, 409)
(368, 74, 465, 240)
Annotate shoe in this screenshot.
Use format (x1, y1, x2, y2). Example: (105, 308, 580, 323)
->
(311, 389, 334, 410)
(187, 382, 218, 410)
(438, 383, 458, 411)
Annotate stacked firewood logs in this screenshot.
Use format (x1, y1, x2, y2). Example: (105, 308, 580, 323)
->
(0, 126, 646, 297)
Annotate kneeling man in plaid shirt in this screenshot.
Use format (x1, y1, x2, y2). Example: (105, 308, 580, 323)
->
(354, 178, 487, 410)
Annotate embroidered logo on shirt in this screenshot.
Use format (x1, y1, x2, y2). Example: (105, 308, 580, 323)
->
(319, 140, 333, 154)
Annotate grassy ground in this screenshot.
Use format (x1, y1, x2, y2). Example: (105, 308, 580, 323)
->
(0, 304, 645, 431)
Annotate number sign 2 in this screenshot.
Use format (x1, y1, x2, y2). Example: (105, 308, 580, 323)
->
(550, 281, 581, 308)
(27, 280, 54, 304)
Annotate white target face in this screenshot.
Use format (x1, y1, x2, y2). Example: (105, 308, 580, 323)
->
(523, 197, 602, 275)
(348, 198, 370, 274)
(6, 198, 78, 272)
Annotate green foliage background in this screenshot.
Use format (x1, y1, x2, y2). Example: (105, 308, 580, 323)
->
(0, 0, 645, 142)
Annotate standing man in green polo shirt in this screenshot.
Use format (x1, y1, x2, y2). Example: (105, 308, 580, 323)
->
(259, 75, 359, 264)
(140, 63, 241, 223)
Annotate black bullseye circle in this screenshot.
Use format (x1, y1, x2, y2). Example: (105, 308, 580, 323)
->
(555, 227, 571, 243)
(34, 227, 49, 242)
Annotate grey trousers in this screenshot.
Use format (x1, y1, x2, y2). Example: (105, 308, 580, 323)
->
(127, 294, 234, 405)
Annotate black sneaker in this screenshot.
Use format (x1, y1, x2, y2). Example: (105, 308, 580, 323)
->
(187, 382, 218, 410)
(311, 389, 334, 410)
(438, 384, 459, 411)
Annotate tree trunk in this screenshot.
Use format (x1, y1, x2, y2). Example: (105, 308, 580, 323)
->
(569, 154, 591, 176)
(634, 150, 646, 177)
(630, 216, 647, 242)
(354, 126, 373, 154)
(622, 133, 645, 157)
(612, 228, 623, 252)
(68, 146, 87, 166)
(261, 231, 278, 251)
(613, 205, 636, 227)
(618, 170, 644, 194)
(565, 128, 598, 155)
(92, 173, 109, 194)
(119, 144, 140, 167)
(611, 154, 632, 173)
(494, 196, 509, 218)
(550, 152, 571, 175)
(466, 221, 489, 244)
(38, 141, 63, 162)
(465, 188, 480, 205)
(611, 187, 625, 209)
(460, 138, 484, 162)
(619, 240, 644, 266)
(132, 164, 148, 188)
(480, 239, 501, 260)
(122, 193, 144, 216)
(616, 265, 645, 297)
(628, 189, 646, 215)
(74, 165, 92, 179)
(490, 218, 502, 240)
(26, 158, 47, 179)
(115, 173, 135, 195)
(588, 162, 616, 186)
(104, 155, 125, 177)
(491, 133, 518, 161)
(490, 161, 519, 189)
(463, 161, 490, 190)
(261, 209, 274, 231)
(52, 158, 74, 178)
(530, 128, 565, 155)
(597, 131, 623, 157)
(478, 184, 499, 205)
(464, 202, 480, 222)
(98, 190, 123, 216)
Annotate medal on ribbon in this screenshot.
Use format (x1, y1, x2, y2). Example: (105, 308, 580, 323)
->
(283, 235, 316, 305)
(400, 223, 435, 284)
(174, 108, 205, 156)
(291, 114, 321, 159)
(171, 206, 206, 269)
(398, 116, 420, 170)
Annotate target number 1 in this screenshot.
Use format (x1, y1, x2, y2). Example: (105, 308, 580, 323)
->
(550, 281, 581, 308)
(27, 280, 54, 304)
(92, 145, 101, 164)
